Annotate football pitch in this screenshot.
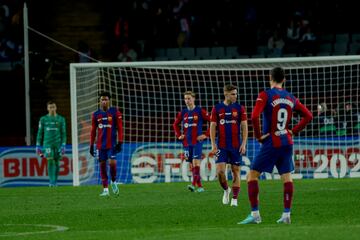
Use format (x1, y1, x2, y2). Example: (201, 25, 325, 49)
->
(0, 178, 359, 240)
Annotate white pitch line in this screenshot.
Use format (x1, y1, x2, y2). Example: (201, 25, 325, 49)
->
(0, 224, 69, 237)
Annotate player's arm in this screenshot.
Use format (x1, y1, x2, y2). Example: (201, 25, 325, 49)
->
(173, 111, 184, 140)
(239, 106, 248, 154)
(61, 117, 67, 145)
(197, 108, 210, 141)
(35, 117, 44, 156)
(36, 118, 44, 146)
(251, 91, 268, 142)
(291, 99, 313, 135)
(116, 109, 123, 143)
(89, 113, 97, 156)
(115, 109, 123, 153)
(210, 107, 218, 153)
(60, 117, 67, 155)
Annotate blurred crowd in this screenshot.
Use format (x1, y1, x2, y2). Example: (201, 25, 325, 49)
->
(2, 0, 359, 62)
(102, 0, 358, 60)
(0, 0, 23, 63)
(297, 102, 360, 137)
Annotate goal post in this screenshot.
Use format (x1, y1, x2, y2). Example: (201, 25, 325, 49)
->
(70, 56, 360, 186)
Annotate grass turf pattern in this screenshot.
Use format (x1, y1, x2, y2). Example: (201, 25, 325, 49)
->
(0, 178, 359, 239)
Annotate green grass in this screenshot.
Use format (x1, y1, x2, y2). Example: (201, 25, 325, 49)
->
(1, 178, 360, 239)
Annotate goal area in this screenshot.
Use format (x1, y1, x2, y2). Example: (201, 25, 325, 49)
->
(70, 56, 360, 186)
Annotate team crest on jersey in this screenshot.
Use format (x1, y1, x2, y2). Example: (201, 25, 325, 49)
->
(108, 116, 112, 121)
(232, 111, 238, 117)
(193, 115, 198, 120)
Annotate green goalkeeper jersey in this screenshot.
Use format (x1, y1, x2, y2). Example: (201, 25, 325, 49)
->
(36, 114, 66, 147)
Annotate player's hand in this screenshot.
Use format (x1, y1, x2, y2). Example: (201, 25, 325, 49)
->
(59, 144, 66, 155)
(258, 133, 270, 143)
(239, 144, 246, 155)
(36, 145, 44, 157)
(115, 142, 122, 153)
(197, 134, 207, 142)
(288, 129, 294, 136)
(210, 144, 218, 155)
(89, 145, 95, 157)
(178, 135, 185, 140)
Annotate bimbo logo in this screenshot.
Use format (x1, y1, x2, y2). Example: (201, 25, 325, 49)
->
(0, 147, 95, 186)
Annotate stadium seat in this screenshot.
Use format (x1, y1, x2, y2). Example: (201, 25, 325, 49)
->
(332, 43, 348, 55)
(348, 43, 360, 55)
(167, 48, 181, 59)
(351, 33, 360, 43)
(0, 62, 12, 71)
(210, 47, 226, 59)
(319, 33, 335, 43)
(318, 43, 333, 55)
(196, 47, 211, 59)
(283, 53, 297, 57)
(154, 48, 166, 57)
(251, 54, 266, 58)
(256, 45, 268, 57)
(180, 47, 195, 60)
(225, 46, 240, 59)
(139, 57, 153, 61)
(237, 55, 250, 59)
(335, 33, 350, 44)
(154, 56, 169, 61)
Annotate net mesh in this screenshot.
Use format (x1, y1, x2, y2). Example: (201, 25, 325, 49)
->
(70, 57, 360, 185)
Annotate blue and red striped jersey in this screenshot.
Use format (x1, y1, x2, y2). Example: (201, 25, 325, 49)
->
(90, 107, 123, 150)
(173, 106, 210, 147)
(210, 102, 247, 150)
(252, 87, 312, 148)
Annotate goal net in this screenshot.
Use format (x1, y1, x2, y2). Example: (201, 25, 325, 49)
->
(70, 56, 360, 186)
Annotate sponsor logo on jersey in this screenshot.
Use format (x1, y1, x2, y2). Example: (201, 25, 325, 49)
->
(46, 127, 59, 131)
(184, 123, 197, 128)
(98, 124, 112, 129)
(220, 119, 237, 125)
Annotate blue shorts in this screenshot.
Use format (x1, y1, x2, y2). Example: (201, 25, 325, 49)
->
(98, 148, 117, 161)
(215, 148, 241, 166)
(251, 141, 294, 174)
(184, 143, 203, 162)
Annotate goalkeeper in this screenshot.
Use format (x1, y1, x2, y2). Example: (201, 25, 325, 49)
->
(36, 101, 67, 187)
(90, 92, 123, 196)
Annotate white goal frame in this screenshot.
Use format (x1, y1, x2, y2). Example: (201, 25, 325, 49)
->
(70, 56, 360, 186)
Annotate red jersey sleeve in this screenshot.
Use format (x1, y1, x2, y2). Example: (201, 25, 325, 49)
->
(210, 107, 217, 123)
(251, 91, 268, 140)
(116, 109, 123, 143)
(173, 111, 182, 138)
(291, 99, 313, 135)
(201, 108, 211, 137)
(241, 106, 248, 121)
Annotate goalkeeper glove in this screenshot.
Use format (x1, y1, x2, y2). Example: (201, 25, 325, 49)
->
(114, 142, 122, 153)
(36, 145, 44, 157)
(89, 145, 95, 157)
(59, 144, 66, 155)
